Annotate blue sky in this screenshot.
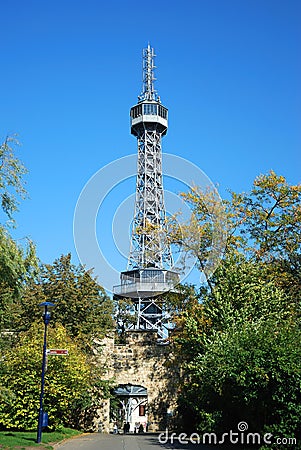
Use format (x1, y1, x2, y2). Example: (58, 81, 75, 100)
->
(0, 0, 300, 289)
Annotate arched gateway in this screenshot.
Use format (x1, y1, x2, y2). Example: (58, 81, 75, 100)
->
(112, 384, 148, 433)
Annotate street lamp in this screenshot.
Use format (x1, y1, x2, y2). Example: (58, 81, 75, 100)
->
(36, 301, 54, 444)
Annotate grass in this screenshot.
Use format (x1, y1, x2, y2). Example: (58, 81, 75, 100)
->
(0, 427, 81, 449)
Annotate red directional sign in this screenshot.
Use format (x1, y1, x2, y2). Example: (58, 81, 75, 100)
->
(46, 349, 68, 355)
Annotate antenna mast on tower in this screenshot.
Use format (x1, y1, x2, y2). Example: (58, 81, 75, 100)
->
(139, 44, 158, 102)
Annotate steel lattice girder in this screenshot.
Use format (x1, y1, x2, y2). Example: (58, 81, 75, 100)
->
(128, 127, 172, 270)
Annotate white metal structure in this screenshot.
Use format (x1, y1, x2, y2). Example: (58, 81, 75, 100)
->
(113, 45, 179, 339)
(129, 44, 172, 270)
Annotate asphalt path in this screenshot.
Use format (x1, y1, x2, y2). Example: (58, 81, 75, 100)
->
(55, 433, 217, 450)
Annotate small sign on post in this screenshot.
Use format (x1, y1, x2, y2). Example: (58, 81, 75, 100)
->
(42, 412, 48, 427)
(46, 349, 68, 356)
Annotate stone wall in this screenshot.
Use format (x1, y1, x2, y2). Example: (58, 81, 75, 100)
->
(94, 330, 180, 433)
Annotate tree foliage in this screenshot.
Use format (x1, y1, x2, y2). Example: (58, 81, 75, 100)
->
(0, 135, 38, 345)
(0, 135, 28, 226)
(169, 171, 301, 289)
(0, 323, 112, 431)
(232, 171, 301, 260)
(0, 226, 38, 336)
(175, 256, 301, 435)
(169, 172, 301, 447)
(18, 254, 114, 349)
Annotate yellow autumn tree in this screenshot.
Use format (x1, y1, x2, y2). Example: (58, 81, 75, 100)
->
(0, 322, 111, 431)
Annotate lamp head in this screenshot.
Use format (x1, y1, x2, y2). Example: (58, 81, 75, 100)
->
(39, 302, 55, 325)
(39, 302, 55, 309)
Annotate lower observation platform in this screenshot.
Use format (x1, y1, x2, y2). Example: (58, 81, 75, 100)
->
(113, 268, 179, 299)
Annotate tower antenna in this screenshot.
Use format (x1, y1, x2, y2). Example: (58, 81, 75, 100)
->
(139, 43, 159, 102)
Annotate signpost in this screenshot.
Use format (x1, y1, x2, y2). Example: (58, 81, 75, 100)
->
(37, 302, 54, 444)
(46, 349, 68, 355)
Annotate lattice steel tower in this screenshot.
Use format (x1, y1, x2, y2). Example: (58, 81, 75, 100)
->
(113, 44, 179, 339)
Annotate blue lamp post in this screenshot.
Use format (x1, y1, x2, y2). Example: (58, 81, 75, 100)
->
(36, 301, 54, 444)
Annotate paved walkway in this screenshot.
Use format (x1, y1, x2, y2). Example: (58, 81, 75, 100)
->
(55, 433, 216, 450)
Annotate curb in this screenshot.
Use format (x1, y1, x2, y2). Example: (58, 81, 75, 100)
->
(52, 432, 89, 449)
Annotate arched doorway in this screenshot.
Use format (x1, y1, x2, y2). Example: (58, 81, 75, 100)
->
(111, 384, 148, 433)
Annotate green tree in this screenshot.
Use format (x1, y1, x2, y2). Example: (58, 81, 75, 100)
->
(19, 254, 114, 350)
(232, 171, 301, 261)
(168, 186, 229, 288)
(232, 171, 301, 305)
(0, 135, 27, 226)
(0, 227, 38, 339)
(175, 256, 301, 443)
(168, 172, 301, 447)
(0, 135, 38, 348)
(169, 171, 300, 270)
(0, 323, 111, 431)
(170, 172, 301, 297)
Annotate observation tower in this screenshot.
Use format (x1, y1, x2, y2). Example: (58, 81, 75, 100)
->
(113, 45, 179, 339)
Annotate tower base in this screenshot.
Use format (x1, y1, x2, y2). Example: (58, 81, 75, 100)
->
(93, 330, 179, 433)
